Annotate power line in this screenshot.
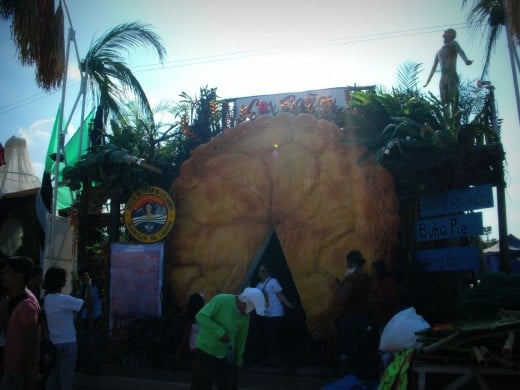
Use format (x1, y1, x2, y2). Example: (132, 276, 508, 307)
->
(131, 22, 474, 73)
(0, 80, 81, 116)
(0, 21, 474, 116)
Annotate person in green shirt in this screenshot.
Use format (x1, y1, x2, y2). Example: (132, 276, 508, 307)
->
(191, 287, 265, 390)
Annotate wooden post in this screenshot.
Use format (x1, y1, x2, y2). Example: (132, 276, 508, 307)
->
(503, 331, 516, 358)
(472, 346, 487, 366)
(496, 159, 511, 273)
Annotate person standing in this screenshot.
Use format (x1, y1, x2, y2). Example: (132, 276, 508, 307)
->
(191, 287, 265, 390)
(370, 259, 400, 334)
(370, 259, 400, 373)
(255, 264, 293, 367)
(42, 267, 85, 390)
(1, 256, 40, 390)
(73, 267, 102, 375)
(335, 250, 372, 376)
(27, 265, 43, 304)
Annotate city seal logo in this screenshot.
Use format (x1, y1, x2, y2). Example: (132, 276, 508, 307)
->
(124, 186, 175, 243)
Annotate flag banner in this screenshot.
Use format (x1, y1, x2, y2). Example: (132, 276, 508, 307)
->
(51, 108, 94, 210)
(36, 106, 93, 264)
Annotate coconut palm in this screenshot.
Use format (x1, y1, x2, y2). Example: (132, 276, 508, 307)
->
(81, 21, 166, 128)
(462, 0, 506, 78)
(462, 0, 520, 78)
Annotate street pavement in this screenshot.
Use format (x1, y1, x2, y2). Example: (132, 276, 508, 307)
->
(72, 363, 339, 390)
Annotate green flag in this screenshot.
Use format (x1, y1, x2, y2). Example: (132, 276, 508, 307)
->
(44, 105, 61, 174)
(51, 109, 95, 211)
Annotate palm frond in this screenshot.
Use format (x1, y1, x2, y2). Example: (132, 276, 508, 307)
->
(82, 22, 166, 123)
(85, 22, 165, 65)
(396, 61, 423, 94)
(462, 0, 504, 78)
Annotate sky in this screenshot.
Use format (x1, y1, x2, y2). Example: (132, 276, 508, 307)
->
(1, 0, 519, 240)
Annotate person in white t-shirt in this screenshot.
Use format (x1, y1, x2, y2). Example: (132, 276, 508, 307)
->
(255, 264, 293, 367)
(42, 267, 85, 390)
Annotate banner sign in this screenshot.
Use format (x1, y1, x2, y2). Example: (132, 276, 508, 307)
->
(419, 184, 493, 218)
(414, 212, 483, 241)
(232, 87, 348, 117)
(414, 246, 480, 272)
(109, 242, 163, 338)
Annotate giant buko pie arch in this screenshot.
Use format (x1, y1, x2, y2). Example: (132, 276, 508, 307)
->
(167, 113, 400, 339)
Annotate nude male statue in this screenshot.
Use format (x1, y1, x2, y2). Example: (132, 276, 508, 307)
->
(424, 28, 473, 118)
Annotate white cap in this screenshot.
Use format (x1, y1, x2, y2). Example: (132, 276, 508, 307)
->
(238, 287, 266, 316)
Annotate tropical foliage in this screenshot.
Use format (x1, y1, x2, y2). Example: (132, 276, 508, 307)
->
(82, 22, 166, 125)
(342, 61, 501, 200)
(462, 0, 520, 78)
(63, 86, 224, 209)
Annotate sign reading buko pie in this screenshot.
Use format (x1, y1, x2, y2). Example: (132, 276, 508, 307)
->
(415, 212, 483, 242)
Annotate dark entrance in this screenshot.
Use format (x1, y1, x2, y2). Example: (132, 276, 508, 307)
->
(246, 232, 316, 368)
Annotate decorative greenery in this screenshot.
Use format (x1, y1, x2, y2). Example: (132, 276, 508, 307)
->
(82, 22, 166, 124)
(341, 61, 501, 200)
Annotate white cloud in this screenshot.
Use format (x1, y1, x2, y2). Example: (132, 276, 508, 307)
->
(17, 117, 55, 179)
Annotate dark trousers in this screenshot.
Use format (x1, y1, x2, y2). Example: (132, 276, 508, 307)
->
(261, 316, 284, 361)
(340, 314, 369, 371)
(191, 349, 237, 390)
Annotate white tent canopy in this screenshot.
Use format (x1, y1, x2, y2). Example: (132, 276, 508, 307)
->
(0, 136, 41, 199)
(483, 234, 520, 254)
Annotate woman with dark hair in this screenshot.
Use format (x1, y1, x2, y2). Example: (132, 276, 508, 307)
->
(42, 266, 85, 390)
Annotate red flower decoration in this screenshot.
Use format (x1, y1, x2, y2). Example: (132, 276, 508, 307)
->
(256, 100, 270, 115)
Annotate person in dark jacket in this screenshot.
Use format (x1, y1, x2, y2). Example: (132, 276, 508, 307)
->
(335, 250, 372, 376)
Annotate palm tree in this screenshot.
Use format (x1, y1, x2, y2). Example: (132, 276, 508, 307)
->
(346, 61, 494, 198)
(81, 21, 166, 128)
(462, 1, 520, 76)
(462, 0, 507, 78)
(71, 22, 165, 249)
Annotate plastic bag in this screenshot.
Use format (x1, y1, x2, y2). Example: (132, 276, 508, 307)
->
(379, 307, 430, 352)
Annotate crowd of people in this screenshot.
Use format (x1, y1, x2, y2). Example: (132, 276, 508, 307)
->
(0, 256, 102, 390)
(0, 249, 400, 390)
(334, 250, 401, 378)
(184, 250, 400, 389)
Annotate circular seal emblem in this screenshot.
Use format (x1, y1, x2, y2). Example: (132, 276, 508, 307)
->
(124, 186, 175, 243)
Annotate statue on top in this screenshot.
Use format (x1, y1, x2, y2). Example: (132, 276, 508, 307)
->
(424, 28, 473, 119)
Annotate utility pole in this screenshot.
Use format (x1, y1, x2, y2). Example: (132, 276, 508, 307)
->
(484, 82, 511, 273)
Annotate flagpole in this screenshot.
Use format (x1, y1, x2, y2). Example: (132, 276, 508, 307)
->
(49, 23, 73, 267)
(61, 0, 88, 157)
(48, 0, 87, 269)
